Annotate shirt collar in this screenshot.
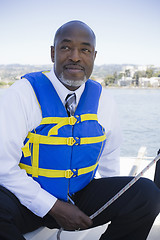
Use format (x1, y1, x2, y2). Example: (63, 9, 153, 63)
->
(44, 67, 85, 106)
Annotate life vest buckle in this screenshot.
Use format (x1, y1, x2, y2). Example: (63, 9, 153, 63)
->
(75, 115, 81, 123)
(65, 169, 74, 178)
(67, 137, 76, 146)
(68, 116, 77, 125)
(75, 137, 80, 145)
(72, 168, 78, 177)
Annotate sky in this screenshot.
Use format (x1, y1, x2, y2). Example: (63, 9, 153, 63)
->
(0, 0, 160, 66)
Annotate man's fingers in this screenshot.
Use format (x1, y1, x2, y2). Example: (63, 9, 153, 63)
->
(78, 212, 93, 229)
(49, 199, 93, 230)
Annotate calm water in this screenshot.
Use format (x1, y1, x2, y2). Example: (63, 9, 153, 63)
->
(0, 87, 160, 157)
(105, 88, 160, 157)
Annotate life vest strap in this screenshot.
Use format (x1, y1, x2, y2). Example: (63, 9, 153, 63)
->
(22, 132, 106, 157)
(80, 134, 106, 145)
(48, 116, 77, 136)
(40, 114, 98, 125)
(19, 161, 99, 178)
(40, 114, 98, 136)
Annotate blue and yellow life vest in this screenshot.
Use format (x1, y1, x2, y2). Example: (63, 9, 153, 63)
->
(19, 71, 106, 201)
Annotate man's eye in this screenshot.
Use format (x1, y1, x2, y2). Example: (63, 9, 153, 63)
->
(82, 48, 91, 53)
(61, 46, 70, 50)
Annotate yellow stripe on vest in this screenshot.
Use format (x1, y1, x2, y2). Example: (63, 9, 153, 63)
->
(80, 114, 98, 122)
(40, 114, 98, 125)
(40, 114, 98, 136)
(40, 117, 68, 125)
(22, 133, 106, 158)
(19, 161, 99, 178)
(78, 162, 99, 176)
(80, 134, 106, 144)
(48, 116, 77, 136)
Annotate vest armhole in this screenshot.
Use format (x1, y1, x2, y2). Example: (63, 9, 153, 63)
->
(31, 85, 42, 115)
(21, 77, 42, 114)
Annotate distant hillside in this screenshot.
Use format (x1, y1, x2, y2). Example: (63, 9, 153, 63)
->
(0, 64, 52, 82)
(0, 63, 136, 82)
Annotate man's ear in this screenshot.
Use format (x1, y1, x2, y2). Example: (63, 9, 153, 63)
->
(94, 51, 97, 60)
(51, 46, 55, 63)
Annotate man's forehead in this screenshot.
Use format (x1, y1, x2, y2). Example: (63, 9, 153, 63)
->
(54, 22, 96, 46)
(58, 36, 94, 47)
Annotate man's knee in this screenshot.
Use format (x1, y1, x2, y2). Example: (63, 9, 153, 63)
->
(136, 178, 160, 213)
(137, 178, 160, 198)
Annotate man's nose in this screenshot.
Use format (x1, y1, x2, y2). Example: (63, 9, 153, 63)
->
(69, 49, 80, 62)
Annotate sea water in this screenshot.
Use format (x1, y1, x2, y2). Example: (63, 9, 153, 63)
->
(105, 88, 160, 157)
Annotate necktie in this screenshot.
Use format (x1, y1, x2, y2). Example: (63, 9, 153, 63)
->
(65, 93, 76, 116)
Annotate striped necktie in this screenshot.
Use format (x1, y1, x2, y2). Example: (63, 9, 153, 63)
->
(65, 93, 76, 116)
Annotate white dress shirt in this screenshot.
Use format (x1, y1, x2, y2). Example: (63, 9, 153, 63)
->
(0, 68, 122, 217)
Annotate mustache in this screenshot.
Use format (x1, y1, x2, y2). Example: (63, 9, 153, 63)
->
(64, 63, 85, 71)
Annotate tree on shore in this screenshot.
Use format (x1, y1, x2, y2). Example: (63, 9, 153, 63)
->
(104, 71, 118, 86)
(104, 75, 115, 86)
(146, 68, 154, 78)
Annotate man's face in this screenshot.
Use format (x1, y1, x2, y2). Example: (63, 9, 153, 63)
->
(51, 24, 97, 90)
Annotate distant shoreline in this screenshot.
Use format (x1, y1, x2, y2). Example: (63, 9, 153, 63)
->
(104, 85, 160, 90)
(0, 83, 160, 90)
(0, 84, 12, 89)
(0, 85, 9, 89)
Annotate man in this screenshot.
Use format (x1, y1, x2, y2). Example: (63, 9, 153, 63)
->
(0, 20, 160, 240)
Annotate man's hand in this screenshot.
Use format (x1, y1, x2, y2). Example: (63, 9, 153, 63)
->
(49, 199, 93, 231)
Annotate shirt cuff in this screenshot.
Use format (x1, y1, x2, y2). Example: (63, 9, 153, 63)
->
(28, 188, 57, 217)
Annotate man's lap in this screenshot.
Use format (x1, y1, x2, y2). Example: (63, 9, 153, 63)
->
(73, 177, 160, 227)
(0, 176, 160, 234)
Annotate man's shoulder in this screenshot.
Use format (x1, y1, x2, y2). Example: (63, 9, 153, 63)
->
(21, 70, 46, 79)
(0, 78, 35, 107)
(88, 78, 102, 87)
(87, 79, 102, 93)
(8, 77, 32, 92)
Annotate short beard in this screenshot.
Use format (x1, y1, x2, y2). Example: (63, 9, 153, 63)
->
(59, 73, 87, 88)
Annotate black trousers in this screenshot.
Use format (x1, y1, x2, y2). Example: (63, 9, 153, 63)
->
(154, 149, 160, 188)
(0, 177, 160, 240)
